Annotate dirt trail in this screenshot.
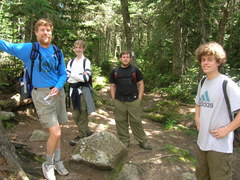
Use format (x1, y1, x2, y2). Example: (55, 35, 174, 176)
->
(3, 89, 240, 180)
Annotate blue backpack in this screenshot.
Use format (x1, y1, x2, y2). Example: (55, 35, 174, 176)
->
(19, 42, 62, 99)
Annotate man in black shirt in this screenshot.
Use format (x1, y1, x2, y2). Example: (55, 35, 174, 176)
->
(109, 51, 152, 150)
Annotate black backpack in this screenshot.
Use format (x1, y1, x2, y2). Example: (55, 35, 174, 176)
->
(19, 42, 62, 99)
(200, 77, 240, 147)
(68, 58, 93, 86)
(113, 65, 137, 84)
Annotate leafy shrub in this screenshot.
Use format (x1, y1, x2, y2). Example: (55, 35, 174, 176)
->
(159, 67, 199, 103)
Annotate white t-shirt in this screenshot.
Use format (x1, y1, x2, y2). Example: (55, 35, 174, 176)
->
(195, 74, 240, 153)
(66, 56, 91, 95)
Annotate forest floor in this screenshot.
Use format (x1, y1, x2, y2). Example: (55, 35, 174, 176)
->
(1, 87, 240, 180)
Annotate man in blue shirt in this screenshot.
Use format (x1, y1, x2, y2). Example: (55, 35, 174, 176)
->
(0, 19, 68, 180)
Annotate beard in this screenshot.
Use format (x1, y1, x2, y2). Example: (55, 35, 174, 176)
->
(38, 36, 52, 46)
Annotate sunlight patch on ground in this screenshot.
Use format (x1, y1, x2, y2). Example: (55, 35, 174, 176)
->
(145, 131, 152, 136)
(106, 118, 116, 125)
(142, 120, 147, 124)
(151, 130, 162, 134)
(99, 86, 109, 92)
(62, 123, 77, 129)
(97, 109, 109, 116)
(90, 123, 110, 131)
(143, 155, 163, 164)
(91, 115, 115, 125)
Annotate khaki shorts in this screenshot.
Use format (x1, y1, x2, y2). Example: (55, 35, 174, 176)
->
(32, 87, 68, 128)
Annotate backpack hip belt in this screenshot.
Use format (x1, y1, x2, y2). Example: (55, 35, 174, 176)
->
(115, 93, 138, 102)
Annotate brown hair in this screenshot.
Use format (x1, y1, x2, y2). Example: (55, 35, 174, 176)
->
(74, 40, 86, 49)
(195, 42, 226, 66)
(120, 51, 132, 58)
(34, 18, 53, 32)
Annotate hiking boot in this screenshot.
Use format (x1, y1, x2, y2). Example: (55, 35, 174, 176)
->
(69, 132, 93, 146)
(87, 131, 93, 136)
(54, 161, 69, 176)
(69, 136, 80, 146)
(42, 162, 56, 180)
(139, 142, 152, 150)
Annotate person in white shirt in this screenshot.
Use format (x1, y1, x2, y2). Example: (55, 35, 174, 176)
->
(67, 40, 95, 146)
(195, 42, 240, 180)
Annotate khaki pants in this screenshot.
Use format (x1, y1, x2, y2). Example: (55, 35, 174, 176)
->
(114, 99, 147, 145)
(195, 146, 232, 180)
(71, 94, 90, 137)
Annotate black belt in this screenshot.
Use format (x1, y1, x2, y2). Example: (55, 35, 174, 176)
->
(34, 87, 54, 90)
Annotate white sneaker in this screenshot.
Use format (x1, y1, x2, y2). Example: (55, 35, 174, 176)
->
(42, 162, 56, 180)
(54, 161, 69, 176)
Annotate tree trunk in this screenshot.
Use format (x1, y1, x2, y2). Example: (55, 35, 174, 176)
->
(120, 0, 133, 52)
(217, 0, 230, 45)
(197, 0, 206, 44)
(0, 121, 30, 180)
(196, 0, 207, 80)
(172, 0, 185, 78)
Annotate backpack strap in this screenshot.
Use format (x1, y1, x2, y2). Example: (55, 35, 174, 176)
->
(69, 59, 74, 68)
(52, 44, 62, 70)
(30, 42, 39, 61)
(222, 80, 233, 121)
(114, 67, 120, 80)
(83, 58, 93, 86)
(83, 58, 86, 70)
(69, 58, 88, 70)
(28, 42, 40, 89)
(200, 77, 207, 87)
(131, 65, 137, 84)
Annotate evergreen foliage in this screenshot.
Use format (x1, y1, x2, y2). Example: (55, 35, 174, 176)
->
(0, 0, 240, 103)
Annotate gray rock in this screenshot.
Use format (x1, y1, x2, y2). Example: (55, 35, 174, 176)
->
(182, 172, 197, 180)
(0, 111, 15, 121)
(30, 129, 49, 141)
(114, 163, 141, 180)
(70, 131, 128, 170)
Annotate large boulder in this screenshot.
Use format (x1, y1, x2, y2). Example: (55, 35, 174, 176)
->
(30, 129, 49, 141)
(70, 131, 128, 170)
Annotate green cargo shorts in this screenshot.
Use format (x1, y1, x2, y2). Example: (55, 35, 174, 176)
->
(195, 146, 232, 180)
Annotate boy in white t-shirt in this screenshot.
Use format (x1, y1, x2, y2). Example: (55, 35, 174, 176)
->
(195, 42, 240, 179)
(67, 40, 95, 146)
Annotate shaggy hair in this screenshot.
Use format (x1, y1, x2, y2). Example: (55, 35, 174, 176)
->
(195, 42, 226, 67)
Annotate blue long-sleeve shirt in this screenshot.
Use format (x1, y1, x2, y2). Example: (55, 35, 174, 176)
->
(0, 40, 67, 90)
